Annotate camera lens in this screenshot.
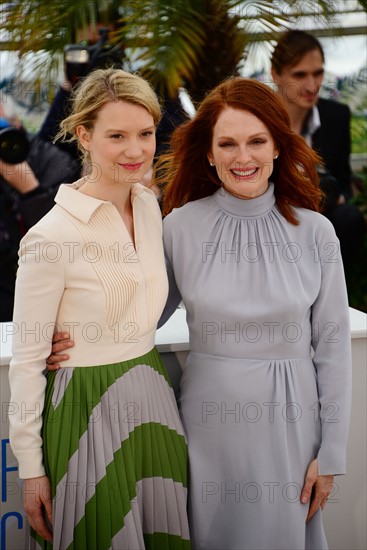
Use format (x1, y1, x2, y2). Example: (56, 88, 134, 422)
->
(0, 127, 30, 164)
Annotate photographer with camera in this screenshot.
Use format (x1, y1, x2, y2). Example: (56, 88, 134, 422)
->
(0, 109, 37, 321)
(38, 26, 126, 163)
(271, 30, 365, 277)
(39, 26, 189, 174)
(0, 101, 80, 321)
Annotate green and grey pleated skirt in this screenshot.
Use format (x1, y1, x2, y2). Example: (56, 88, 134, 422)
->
(30, 348, 190, 550)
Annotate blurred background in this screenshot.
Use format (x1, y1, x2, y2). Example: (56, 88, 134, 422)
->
(1, 0, 366, 308)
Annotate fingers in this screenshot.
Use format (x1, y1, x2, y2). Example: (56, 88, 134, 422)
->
(52, 331, 71, 344)
(301, 458, 319, 523)
(52, 341, 74, 354)
(318, 475, 334, 512)
(320, 496, 328, 511)
(46, 362, 61, 371)
(303, 473, 334, 522)
(301, 458, 318, 504)
(46, 356, 63, 371)
(41, 480, 53, 528)
(301, 476, 314, 505)
(47, 334, 74, 369)
(0, 158, 7, 176)
(306, 484, 320, 522)
(51, 337, 74, 355)
(27, 507, 53, 543)
(24, 477, 53, 543)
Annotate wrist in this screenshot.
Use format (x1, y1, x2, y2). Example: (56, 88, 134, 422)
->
(19, 176, 40, 194)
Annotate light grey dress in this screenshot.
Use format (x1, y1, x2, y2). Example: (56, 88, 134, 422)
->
(160, 183, 352, 550)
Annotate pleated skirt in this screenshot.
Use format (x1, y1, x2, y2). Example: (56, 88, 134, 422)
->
(30, 348, 190, 550)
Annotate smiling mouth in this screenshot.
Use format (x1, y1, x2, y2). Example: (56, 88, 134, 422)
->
(118, 163, 143, 171)
(231, 167, 258, 177)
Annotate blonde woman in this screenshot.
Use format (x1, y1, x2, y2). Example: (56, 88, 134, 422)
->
(9, 68, 190, 549)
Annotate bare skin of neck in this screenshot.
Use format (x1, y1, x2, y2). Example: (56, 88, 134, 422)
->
(79, 177, 136, 245)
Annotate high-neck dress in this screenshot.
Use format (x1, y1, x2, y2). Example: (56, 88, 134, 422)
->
(161, 183, 351, 550)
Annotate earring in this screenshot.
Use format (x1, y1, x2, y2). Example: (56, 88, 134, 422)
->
(274, 154, 279, 159)
(209, 161, 214, 166)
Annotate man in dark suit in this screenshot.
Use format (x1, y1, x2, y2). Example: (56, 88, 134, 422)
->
(314, 97, 351, 200)
(271, 30, 365, 274)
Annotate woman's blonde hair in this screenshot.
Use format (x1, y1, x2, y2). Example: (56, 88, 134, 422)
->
(56, 68, 162, 164)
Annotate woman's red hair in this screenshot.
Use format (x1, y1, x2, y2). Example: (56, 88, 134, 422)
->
(157, 77, 323, 224)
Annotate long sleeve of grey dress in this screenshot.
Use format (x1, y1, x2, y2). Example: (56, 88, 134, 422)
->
(162, 183, 352, 550)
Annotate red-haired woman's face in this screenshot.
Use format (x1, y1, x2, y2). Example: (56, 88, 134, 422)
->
(208, 107, 278, 199)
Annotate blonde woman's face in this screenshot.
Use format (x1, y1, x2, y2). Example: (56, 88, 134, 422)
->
(77, 100, 156, 186)
(208, 107, 278, 199)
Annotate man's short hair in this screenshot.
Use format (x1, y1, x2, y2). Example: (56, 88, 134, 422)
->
(271, 30, 324, 74)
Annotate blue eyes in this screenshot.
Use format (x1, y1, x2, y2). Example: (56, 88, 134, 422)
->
(110, 131, 154, 139)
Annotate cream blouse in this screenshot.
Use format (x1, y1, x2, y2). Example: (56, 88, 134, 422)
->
(9, 180, 168, 478)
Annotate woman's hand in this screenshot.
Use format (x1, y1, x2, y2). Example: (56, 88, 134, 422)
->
(46, 332, 74, 370)
(23, 476, 53, 542)
(300, 458, 334, 522)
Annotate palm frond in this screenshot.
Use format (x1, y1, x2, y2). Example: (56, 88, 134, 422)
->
(119, 0, 206, 96)
(1, 0, 350, 104)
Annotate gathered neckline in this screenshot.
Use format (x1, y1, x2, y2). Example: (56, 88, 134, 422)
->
(213, 182, 276, 218)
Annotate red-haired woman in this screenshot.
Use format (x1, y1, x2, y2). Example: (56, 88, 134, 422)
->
(157, 77, 351, 550)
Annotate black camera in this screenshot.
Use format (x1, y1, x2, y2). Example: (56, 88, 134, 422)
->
(64, 28, 124, 86)
(0, 118, 30, 164)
